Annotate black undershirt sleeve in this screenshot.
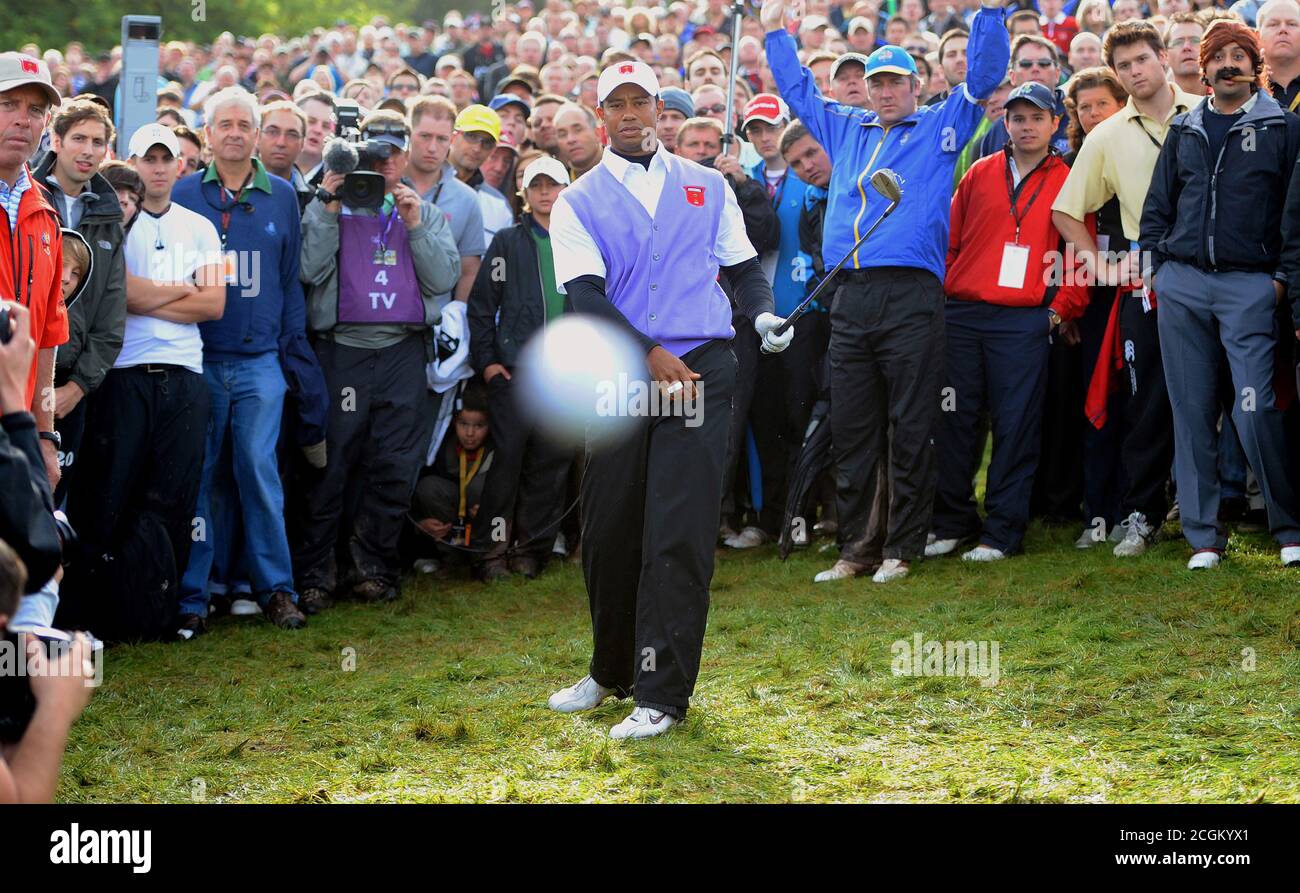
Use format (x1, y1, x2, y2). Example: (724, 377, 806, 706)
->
(720, 256, 775, 324)
(564, 274, 661, 355)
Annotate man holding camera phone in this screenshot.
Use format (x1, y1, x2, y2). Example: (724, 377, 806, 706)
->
(0, 302, 94, 803)
(295, 110, 460, 606)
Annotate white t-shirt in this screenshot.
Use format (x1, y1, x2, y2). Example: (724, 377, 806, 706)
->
(116, 203, 221, 374)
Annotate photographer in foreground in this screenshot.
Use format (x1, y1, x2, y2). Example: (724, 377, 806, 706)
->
(295, 110, 460, 606)
(0, 302, 94, 804)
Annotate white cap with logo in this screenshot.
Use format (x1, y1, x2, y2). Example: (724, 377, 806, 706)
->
(128, 122, 181, 159)
(596, 59, 660, 104)
(0, 52, 60, 106)
(521, 155, 571, 189)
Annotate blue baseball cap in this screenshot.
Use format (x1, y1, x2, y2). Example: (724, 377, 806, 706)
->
(863, 45, 918, 79)
(489, 93, 531, 119)
(1004, 82, 1062, 115)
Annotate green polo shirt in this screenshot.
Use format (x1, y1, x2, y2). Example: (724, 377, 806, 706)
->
(202, 156, 275, 197)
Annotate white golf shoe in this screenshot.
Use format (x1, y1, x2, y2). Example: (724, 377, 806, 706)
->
(724, 526, 768, 549)
(547, 675, 616, 713)
(1187, 550, 1221, 570)
(609, 706, 677, 740)
(1281, 545, 1300, 567)
(814, 559, 868, 582)
(962, 545, 1006, 562)
(872, 559, 909, 583)
(925, 537, 959, 557)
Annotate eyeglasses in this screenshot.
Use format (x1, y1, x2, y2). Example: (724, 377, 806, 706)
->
(1017, 59, 1057, 69)
(695, 104, 727, 115)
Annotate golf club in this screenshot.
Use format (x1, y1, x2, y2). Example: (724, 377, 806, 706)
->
(772, 168, 904, 336)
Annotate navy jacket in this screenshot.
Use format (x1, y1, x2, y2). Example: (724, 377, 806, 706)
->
(172, 161, 307, 361)
(1142, 91, 1300, 283)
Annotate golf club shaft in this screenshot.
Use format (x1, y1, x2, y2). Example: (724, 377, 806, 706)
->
(772, 200, 899, 336)
(720, 0, 746, 151)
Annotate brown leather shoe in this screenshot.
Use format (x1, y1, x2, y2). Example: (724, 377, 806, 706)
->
(508, 555, 541, 579)
(352, 578, 399, 602)
(477, 559, 512, 582)
(264, 592, 306, 629)
(297, 586, 333, 615)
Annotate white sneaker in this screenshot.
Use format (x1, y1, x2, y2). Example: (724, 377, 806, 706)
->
(872, 559, 909, 583)
(962, 545, 1006, 562)
(924, 537, 959, 557)
(552, 532, 567, 557)
(814, 559, 867, 583)
(724, 526, 768, 549)
(609, 706, 677, 740)
(230, 598, 262, 616)
(547, 675, 616, 713)
(1112, 511, 1157, 557)
(1281, 545, 1300, 567)
(1187, 550, 1221, 570)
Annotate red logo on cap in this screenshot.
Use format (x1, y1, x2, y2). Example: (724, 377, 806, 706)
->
(20, 58, 39, 74)
(684, 185, 705, 207)
(618, 63, 635, 74)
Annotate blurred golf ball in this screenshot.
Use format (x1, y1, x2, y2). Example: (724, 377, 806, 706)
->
(517, 315, 648, 446)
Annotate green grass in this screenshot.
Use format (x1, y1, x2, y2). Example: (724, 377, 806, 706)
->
(58, 517, 1300, 803)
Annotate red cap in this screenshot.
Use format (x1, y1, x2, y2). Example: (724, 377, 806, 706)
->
(741, 93, 790, 129)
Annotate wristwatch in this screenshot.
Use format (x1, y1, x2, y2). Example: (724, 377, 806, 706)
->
(39, 430, 61, 449)
(1047, 309, 1063, 330)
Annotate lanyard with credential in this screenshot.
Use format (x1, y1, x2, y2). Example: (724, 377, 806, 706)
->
(211, 170, 253, 249)
(1004, 154, 1051, 244)
(1132, 117, 1163, 151)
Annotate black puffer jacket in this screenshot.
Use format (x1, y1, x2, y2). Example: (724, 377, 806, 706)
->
(0, 413, 61, 594)
(467, 214, 550, 372)
(1141, 91, 1300, 282)
(31, 154, 126, 395)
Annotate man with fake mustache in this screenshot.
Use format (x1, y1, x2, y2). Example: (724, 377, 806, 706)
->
(1141, 19, 1300, 570)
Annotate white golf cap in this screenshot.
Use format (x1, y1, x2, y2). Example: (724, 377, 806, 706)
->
(0, 52, 60, 106)
(521, 155, 571, 189)
(596, 58, 660, 104)
(128, 122, 181, 159)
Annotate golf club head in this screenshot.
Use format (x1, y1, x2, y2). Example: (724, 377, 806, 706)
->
(870, 168, 903, 203)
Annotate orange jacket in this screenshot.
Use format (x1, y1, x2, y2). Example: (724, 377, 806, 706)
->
(1, 166, 68, 410)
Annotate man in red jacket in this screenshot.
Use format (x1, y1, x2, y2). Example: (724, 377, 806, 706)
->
(0, 53, 68, 492)
(929, 82, 1090, 561)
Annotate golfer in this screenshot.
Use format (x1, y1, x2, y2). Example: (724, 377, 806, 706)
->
(762, 0, 1011, 584)
(546, 59, 792, 740)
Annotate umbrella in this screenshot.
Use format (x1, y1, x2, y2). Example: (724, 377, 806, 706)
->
(778, 393, 833, 560)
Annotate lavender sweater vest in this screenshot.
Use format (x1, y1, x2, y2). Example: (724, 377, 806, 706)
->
(562, 154, 735, 357)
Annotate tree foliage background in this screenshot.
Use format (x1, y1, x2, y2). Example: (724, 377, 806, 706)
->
(4, 0, 469, 54)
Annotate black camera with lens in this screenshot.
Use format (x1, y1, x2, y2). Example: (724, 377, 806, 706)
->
(0, 626, 101, 743)
(316, 117, 409, 213)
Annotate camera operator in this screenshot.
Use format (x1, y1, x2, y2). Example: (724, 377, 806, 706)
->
(296, 111, 460, 605)
(0, 303, 94, 803)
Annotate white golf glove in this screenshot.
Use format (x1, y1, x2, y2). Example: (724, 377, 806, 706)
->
(755, 312, 794, 354)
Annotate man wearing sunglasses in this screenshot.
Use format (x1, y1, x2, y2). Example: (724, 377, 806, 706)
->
(296, 109, 460, 607)
(978, 34, 1071, 158)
